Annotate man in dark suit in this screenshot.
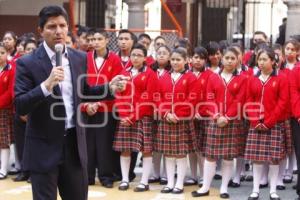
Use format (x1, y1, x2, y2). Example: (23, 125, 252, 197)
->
(14, 5, 127, 200)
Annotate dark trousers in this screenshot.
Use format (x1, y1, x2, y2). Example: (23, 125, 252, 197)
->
(86, 112, 119, 183)
(13, 114, 27, 172)
(31, 129, 87, 200)
(291, 118, 300, 195)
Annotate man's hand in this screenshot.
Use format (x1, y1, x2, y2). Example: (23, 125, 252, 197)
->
(20, 115, 28, 122)
(255, 123, 269, 131)
(43, 66, 64, 92)
(86, 103, 99, 116)
(217, 116, 228, 128)
(195, 113, 202, 120)
(109, 75, 130, 94)
(120, 118, 131, 126)
(166, 113, 178, 124)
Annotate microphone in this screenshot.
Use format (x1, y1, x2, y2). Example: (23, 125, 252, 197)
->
(54, 43, 64, 67)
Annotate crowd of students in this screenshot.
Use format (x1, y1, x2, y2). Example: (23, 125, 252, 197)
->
(1, 28, 300, 200)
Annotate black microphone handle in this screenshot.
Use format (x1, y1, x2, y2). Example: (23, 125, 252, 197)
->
(56, 51, 62, 67)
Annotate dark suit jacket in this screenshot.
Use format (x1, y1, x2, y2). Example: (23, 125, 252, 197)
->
(14, 45, 112, 173)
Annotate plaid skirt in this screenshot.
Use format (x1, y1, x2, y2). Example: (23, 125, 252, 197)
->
(244, 122, 286, 163)
(0, 109, 13, 148)
(113, 116, 153, 153)
(154, 120, 197, 156)
(194, 119, 209, 154)
(283, 119, 293, 155)
(205, 120, 244, 160)
(237, 119, 250, 156)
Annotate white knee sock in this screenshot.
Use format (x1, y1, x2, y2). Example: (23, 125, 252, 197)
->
(197, 159, 216, 193)
(253, 163, 263, 193)
(175, 157, 187, 189)
(120, 156, 131, 182)
(269, 164, 279, 194)
(277, 158, 287, 185)
(141, 157, 153, 185)
(0, 149, 10, 175)
(260, 163, 269, 185)
(233, 158, 244, 184)
(152, 152, 162, 178)
(188, 153, 198, 179)
(220, 160, 233, 194)
(165, 157, 176, 188)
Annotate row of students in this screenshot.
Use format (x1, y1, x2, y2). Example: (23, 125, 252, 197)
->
(78, 28, 299, 200)
(108, 39, 300, 200)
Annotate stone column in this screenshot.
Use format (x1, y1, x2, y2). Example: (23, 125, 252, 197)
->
(284, 0, 300, 40)
(124, 0, 151, 29)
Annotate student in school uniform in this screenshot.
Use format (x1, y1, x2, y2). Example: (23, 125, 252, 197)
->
(116, 29, 140, 182)
(185, 46, 212, 187)
(244, 47, 289, 200)
(290, 53, 300, 200)
(192, 47, 247, 199)
(82, 29, 123, 187)
(279, 40, 300, 186)
(273, 41, 298, 190)
(113, 43, 158, 192)
(148, 45, 171, 185)
(0, 43, 14, 179)
(227, 43, 253, 187)
(155, 47, 198, 194)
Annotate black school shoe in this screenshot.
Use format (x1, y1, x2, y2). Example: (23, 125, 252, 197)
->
(191, 190, 210, 197)
(134, 183, 149, 192)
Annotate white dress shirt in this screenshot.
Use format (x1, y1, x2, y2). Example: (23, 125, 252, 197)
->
(40, 41, 75, 129)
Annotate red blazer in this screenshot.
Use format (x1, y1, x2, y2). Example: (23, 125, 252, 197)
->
(115, 66, 159, 123)
(0, 63, 14, 109)
(158, 70, 198, 119)
(193, 69, 213, 117)
(206, 70, 247, 120)
(82, 50, 123, 112)
(290, 63, 300, 120)
(246, 70, 289, 128)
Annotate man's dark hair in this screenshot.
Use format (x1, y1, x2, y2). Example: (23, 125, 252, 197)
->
(76, 25, 88, 37)
(138, 33, 151, 42)
(254, 31, 267, 40)
(94, 28, 109, 38)
(38, 5, 69, 29)
(118, 29, 137, 44)
(86, 28, 95, 37)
